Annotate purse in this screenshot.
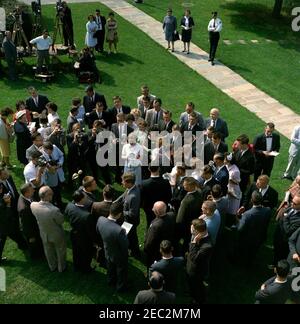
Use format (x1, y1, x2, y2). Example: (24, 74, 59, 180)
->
(173, 30, 180, 41)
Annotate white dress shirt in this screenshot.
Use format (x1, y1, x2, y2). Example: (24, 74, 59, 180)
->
(266, 137, 273, 152)
(208, 18, 222, 32)
(30, 36, 52, 50)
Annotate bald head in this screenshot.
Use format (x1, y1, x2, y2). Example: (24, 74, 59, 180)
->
(210, 108, 220, 120)
(152, 201, 167, 217)
(39, 186, 53, 202)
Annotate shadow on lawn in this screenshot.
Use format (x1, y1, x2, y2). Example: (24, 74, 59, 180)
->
(221, 1, 300, 52)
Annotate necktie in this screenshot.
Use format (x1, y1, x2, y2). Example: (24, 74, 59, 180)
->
(212, 119, 216, 128)
(34, 97, 38, 107)
(213, 19, 216, 28)
(5, 180, 15, 198)
(155, 112, 159, 124)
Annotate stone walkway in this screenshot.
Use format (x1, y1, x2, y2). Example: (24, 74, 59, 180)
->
(23, 0, 299, 138)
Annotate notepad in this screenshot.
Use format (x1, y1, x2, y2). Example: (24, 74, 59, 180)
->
(268, 151, 280, 157)
(121, 221, 133, 235)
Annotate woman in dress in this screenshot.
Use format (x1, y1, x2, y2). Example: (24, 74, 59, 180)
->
(85, 15, 97, 50)
(180, 9, 194, 54)
(224, 152, 241, 226)
(0, 107, 14, 168)
(106, 12, 118, 54)
(162, 8, 177, 52)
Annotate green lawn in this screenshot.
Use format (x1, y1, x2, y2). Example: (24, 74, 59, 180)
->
(0, 2, 294, 304)
(127, 0, 300, 115)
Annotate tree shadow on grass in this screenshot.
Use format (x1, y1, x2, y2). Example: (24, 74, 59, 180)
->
(98, 52, 144, 67)
(221, 1, 300, 52)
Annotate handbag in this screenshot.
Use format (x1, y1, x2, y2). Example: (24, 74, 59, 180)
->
(173, 30, 180, 41)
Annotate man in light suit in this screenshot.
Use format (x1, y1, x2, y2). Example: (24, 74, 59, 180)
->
(30, 186, 66, 272)
(179, 102, 205, 130)
(97, 201, 129, 292)
(205, 108, 228, 141)
(26, 132, 43, 161)
(145, 98, 164, 130)
(115, 172, 141, 258)
(253, 122, 280, 180)
(283, 125, 300, 180)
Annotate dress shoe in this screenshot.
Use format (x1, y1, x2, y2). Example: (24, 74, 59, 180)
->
(208, 58, 212, 62)
(211, 61, 215, 66)
(281, 175, 293, 180)
(0, 257, 7, 263)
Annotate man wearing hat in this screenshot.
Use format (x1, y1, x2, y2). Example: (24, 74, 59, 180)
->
(94, 9, 106, 53)
(207, 11, 222, 66)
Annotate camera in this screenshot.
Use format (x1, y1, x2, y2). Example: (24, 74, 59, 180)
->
(48, 159, 59, 167)
(56, 1, 64, 15)
(37, 155, 48, 167)
(31, 1, 41, 16)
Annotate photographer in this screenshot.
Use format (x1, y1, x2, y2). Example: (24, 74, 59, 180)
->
(23, 151, 46, 200)
(67, 123, 88, 186)
(44, 119, 66, 154)
(60, 1, 74, 49)
(41, 142, 65, 209)
(2, 31, 17, 81)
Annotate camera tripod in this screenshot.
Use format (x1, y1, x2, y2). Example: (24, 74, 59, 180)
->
(12, 18, 30, 53)
(52, 13, 64, 51)
(32, 14, 42, 38)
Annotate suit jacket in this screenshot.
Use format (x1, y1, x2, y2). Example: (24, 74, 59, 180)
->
(78, 187, 97, 211)
(238, 206, 271, 248)
(176, 190, 203, 225)
(97, 216, 128, 264)
(181, 122, 204, 135)
(144, 213, 176, 262)
(110, 105, 131, 119)
(134, 289, 175, 305)
(0, 197, 14, 235)
(26, 95, 49, 114)
(253, 132, 280, 163)
(86, 110, 110, 129)
(202, 177, 220, 201)
(289, 226, 300, 258)
(111, 123, 133, 140)
(281, 207, 300, 238)
(255, 276, 292, 304)
(18, 195, 40, 239)
(145, 109, 164, 129)
(3, 37, 17, 62)
(67, 115, 79, 134)
(214, 165, 229, 195)
(204, 141, 228, 165)
(158, 119, 175, 133)
(149, 256, 185, 293)
(179, 111, 205, 130)
(205, 118, 229, 140)
(234, 149, 255, 185)
(180, 16, 194, 28)
(141, 176, 172, 219)
(30, 201, 65, 244)
(186, 235, 213, 279)
(242, 183, 279, 210)
(95, 15, 106, 31)
(83, 92, 107, 113)
(1, 176, 19, 212)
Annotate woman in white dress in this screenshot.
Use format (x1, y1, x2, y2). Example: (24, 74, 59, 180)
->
(85, 15, 97, 50)
(224, 152, 242, 222)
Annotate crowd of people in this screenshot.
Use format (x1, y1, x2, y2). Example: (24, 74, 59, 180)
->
(0, 81, 300, 304)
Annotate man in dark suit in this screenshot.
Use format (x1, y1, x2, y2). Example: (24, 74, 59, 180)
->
(201, 165, 219, 201)
(181, 111, 205, 135)
(205, 108, 228, 141)
(18, 183, 43, 259)
(134, 271, 175, 304)
(213, 153, 229, 195)
(255, 260, 292, 304)
(233, 134, 255, 193)
(66, 107, 79, 134)
(236, 192, 272, 264)
(86, 102, 110, 129)
(187, 218, 213, 304)
(204, 132, 228, 165)
(273, 194, 300, 264)
(0, 167, 27, 251)
(25, 87, 49, 118)
(115, 173, 141, 258)
(288, 226, 300, 269)
(2, 31, 18, 81)
(158, 110, 175, 133)
(149, 240, 184, 293)
(83, 85, 107, 113)
(141, 165, 172, 228)
(144, 202, 175, 267)
(176, 177, 203, 252)
(97, 202, 129, 292)
(111, 113, 134, 183)
(78, 176, 98, 211)
(253, 122, 280, 180)
(92, 184, 113, 219)
(109, 96, 131, 125)
(170, 165, 187, 212)
(65, 190, 94, 273)
(61, 1, 74, 48)
(94, 9, 106, 53)
(241, 175, 278, 211)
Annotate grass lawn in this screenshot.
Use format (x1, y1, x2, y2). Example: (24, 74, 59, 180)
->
(0, 2, 294, 304)
(127, 0, 300, 115)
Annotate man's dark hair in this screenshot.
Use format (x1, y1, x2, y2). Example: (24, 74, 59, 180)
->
(31, 132, 42, 142)
(20, 183, 33, 196)
(149, 271, 164, 290)
(160, 240, 173, 255)
(110, 201, 123, 217)
(276, 260, 290, 278)
(103, 184, 114, 200)
(192, 218, 207, 233)
(251, 191, 263, 206)
(85, 85, 93, 92)
(266, 122, 275, 129)
(148, 165, 160, 173)
(212, 132, 222, 140)
(43, 142, 53, 151)
(211, 184, 222, 199)
(237, 134, 249, 145)
(70, 107, 78, 115)
(72, 190, 85, 203)
(154, 98, 162, 106)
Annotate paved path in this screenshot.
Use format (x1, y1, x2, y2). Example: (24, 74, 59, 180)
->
(23, 0, 299, 138)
